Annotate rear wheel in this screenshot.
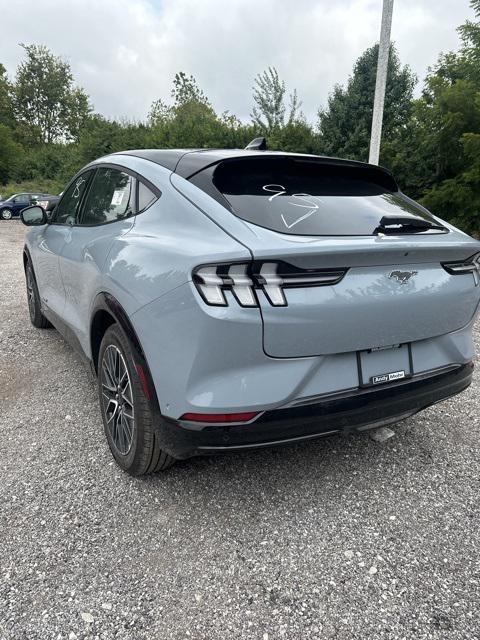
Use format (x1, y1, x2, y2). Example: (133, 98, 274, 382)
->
(1, 208, 12, 220)
(25, 260, 52, 328)
(98, 323, 175, 475)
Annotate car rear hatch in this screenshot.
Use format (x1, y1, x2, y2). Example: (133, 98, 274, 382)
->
(183, 154, 480, 357)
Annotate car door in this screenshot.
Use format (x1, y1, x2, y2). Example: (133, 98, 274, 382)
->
(31, 172, 93, 319)
(59, 166, 137, 353)
(12, 194, 30, 216)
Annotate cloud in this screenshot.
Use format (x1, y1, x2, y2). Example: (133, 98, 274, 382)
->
(0, 0, 474, 123)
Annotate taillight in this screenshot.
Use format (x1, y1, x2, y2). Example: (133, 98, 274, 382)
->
(226, 263, 257, 307)
(193, 266, 228, 306)
(442, 252, 480, 285)
(257, 263, 287, 306)
(193, 261, 347, 307)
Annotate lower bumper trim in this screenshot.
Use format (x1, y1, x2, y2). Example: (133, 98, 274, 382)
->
(197, 429, 340, 452)
(158, 362, 473, 459)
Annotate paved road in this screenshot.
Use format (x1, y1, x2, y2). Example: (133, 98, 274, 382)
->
(1, 221, 479, 640)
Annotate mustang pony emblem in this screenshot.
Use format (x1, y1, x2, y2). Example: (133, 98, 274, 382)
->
(389, 270, 418, 285)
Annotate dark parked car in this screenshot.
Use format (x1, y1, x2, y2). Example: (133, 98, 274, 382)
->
(0, 193, 57, 220)
(40, 194, 61, 214)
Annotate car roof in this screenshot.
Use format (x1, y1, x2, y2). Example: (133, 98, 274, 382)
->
(13, 192, 52, 196)
(114, 148, 395, 181)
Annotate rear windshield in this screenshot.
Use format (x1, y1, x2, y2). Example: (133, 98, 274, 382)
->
(209, 157, 438, 236)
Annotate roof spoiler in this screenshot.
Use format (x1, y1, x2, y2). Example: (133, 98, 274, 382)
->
(245, 137, 267, 151)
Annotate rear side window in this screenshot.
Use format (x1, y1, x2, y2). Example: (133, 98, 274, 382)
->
(53, 172, 93, 225)
(80, 168, 134, 226)
(210, 157, 436, 236)
(138, 181, 157, 212)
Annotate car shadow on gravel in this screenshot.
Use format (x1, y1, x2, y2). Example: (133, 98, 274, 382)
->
(139, 416, 427, 492)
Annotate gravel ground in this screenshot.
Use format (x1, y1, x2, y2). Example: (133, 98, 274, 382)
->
(0, 220, 479, 640)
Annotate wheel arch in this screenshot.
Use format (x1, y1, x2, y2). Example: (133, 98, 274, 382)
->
(23, 246, 31, 271)
(90, 293, 160, 411)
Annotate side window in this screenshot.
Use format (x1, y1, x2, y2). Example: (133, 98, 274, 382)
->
(138, 181, 157, 212)
(53, 172, 92, 225)
(80, 168, 134, 226)
(15, 194, 30, 204)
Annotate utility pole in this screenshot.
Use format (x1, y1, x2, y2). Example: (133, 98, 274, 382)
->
(368, 0, 394, 165)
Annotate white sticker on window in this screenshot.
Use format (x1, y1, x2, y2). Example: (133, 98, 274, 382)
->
(111, 189, 125, 206)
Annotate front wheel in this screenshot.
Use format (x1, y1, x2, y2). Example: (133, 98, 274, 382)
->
(98, 323, 175, 475)
(0, 208, 12, 220)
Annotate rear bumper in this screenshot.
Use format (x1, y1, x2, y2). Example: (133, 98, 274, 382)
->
(158, 362, 473, 459)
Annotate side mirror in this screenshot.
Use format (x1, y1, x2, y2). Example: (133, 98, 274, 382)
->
(20, 205, 47, 226)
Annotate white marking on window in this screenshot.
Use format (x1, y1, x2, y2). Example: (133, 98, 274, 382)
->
(262, 184, 286, 201)
(262, 185, 323, 229)
(281, 192, 323, 228)
(73, 177, 86, 199)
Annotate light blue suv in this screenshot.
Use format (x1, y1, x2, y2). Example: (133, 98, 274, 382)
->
(20, 146, 480, 474)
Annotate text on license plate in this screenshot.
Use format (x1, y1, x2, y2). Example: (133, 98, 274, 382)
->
(371, 370, 406, 385)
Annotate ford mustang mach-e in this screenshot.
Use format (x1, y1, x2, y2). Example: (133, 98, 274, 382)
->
(20, 145, 480, 474)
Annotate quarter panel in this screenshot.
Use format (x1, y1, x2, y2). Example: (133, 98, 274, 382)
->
(131, 283, 314, 418)
(38, 154, 251, 361)
(103, 164, 251, 310)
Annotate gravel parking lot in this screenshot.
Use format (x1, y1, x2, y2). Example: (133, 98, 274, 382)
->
(0, 221, 479, 640)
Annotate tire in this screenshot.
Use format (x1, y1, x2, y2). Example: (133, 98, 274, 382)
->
(1, 208, 12, 220)
(98, 323, 175, 475)
(25, 260, 52, 329)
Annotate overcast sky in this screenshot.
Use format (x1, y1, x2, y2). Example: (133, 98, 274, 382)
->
(0, 0, 475, 123)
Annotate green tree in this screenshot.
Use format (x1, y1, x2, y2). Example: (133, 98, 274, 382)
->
(268, 118, 321, 154)
(148, 98, 174, 126)
(388, 0, 480, 234)
(13, 44, 91, 144)
(0, 63, 15, 128)
(0, 124, 22, 184)
(11, 142, 76, 186)
(147, 72, 251, 149)
(421, 130, 480, 232)
(317, 45, 416, 162)
(419, 3, 480, 233)
(456, 0, 480, 84)
(75, 115, 149, 166)
(251, 67, 301, 133)
(172, 71, 211, 107)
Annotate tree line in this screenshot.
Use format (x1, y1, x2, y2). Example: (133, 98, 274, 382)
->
(0, 1, 479, 234)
